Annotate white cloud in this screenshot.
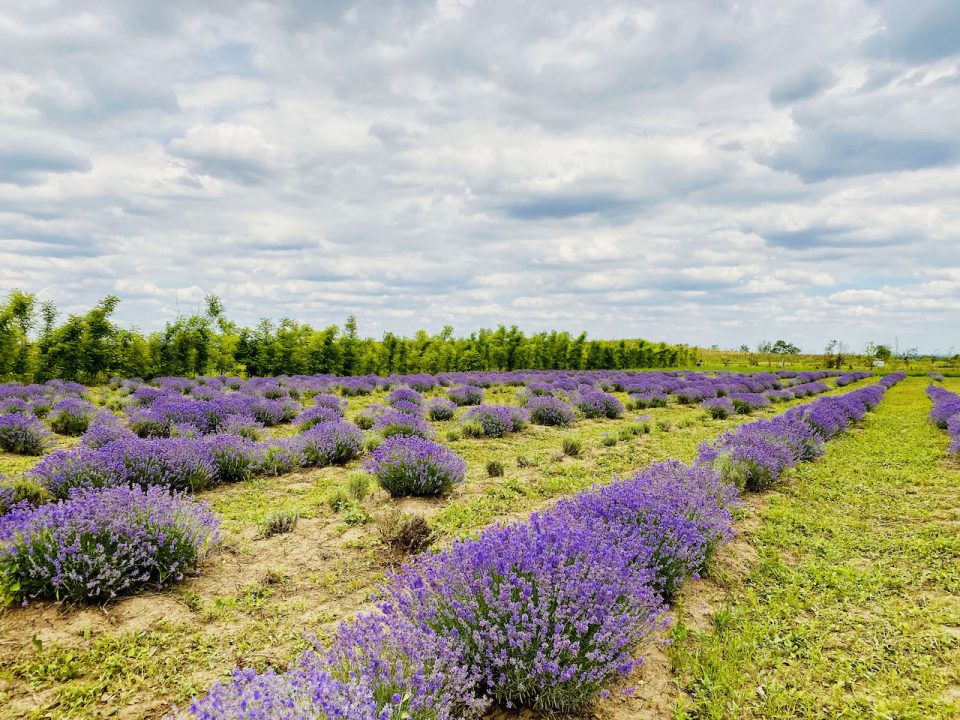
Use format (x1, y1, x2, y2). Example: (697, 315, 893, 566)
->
(0, 0, 956, 352)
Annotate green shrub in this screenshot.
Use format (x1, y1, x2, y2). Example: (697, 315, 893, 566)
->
(259, 509, 298, 538)
(516, 455, 536, 468)
(486, 460, 505, 477)
(600, 433, 617, 447)
(562, 436, 582, 457)
(376, 510, 434, 555)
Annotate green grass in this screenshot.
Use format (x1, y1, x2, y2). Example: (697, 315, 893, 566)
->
(669, 377, 960, 719)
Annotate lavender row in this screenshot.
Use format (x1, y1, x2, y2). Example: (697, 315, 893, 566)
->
(926, 384, 960, 456)
(172, 376, 901, 718)
(698, 373, 905, 491)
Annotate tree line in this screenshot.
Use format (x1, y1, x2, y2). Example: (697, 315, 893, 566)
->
(0, 291, 694, 383)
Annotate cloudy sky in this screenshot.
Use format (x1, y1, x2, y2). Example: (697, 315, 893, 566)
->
(1, 1, 959, 353)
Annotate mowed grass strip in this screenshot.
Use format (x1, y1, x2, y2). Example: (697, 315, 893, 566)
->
(670, 377, 960, 719)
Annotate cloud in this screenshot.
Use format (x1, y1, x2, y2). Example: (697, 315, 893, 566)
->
(0, 138, 91, 184)
(0, 0, 956, 353)
(769, 65, 838, 106)
(864, 0, 960, 63)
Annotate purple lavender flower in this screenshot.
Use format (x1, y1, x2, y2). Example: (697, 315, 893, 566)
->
(572, 390, 624, 419)
(728, 392, 771, 414)
(0, 412, 52, 455)
(525, 396, 577, 427)
(373, 410, 433, 440)
(387, 387, 425, 408)
(0, 486, 219, 603)
(293, 405, 342, 430)
(389, 399, 426, 417)
(702, 397, 734, 419)
(382, 509, 663, 710)
(461, 405, 528, 438)
(928, 385, 960, 429)
(365, 436, 466, 497)
(426, 397, 457, 421)
(205, 435, 259, 483)
(48, 397, 97, 436)
(99, 438, 217, 493)
(447, 385, 484, 407)
(81, 413, 136, 449)
(299, 421, 364, 467)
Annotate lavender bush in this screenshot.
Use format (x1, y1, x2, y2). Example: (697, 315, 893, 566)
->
(299, 421, 364, 467)
(447, 385, 484, 406)
(461, 405, 528, 438)
(425, 397, 457, 421)
(374, 410, 433, 440)
(48, 398, 97, 436)
(383, 510, 663, 711)
(0, 412, 51, 455)
(525, 396, 576, 427)
(365, 436, 466, 497)
(0, 486, 220, 603)
(572, 390, 624, 419)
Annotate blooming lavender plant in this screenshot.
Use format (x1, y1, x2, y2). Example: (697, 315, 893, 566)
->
(382, 509, 663, 711)
(299, 421, 364, 467)
(460, 405, 528, 438)
(365, 436, 466, 497)
(0, 412, 52, 455)
(374, 410, 433, 440)
(0, 486, 220, 603)
(572, 390, 624, 419)
(294, 405, 342, 430)
(48, 398, 97, 436)
(447, 385, 484, 407)
(702, 397, 734, 419)
(525, 396, 576, 427)
(387, 387, 425, 408)
(425, 397, 457, 421)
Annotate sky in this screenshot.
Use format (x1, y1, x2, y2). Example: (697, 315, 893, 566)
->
(1, 1, 959, 355)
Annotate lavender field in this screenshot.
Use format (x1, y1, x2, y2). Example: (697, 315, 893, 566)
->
(8, 367, 954, 719)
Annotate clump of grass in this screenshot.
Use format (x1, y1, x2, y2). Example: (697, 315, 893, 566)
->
(259, 509, 298, 538)
(656, 419, 672, 432)
(363, 434, 383, 453)
(326, 486, 351, 512)
(600, 432, 617, 447)
(486, 460, 505, 477)
(516, 455, 536, 468)
(346, 472, 371, 501)
(340, 503, 370, 527)
(376, 509, 434, 555)
(445, 428, 462, 442)
(460, 420, 485, 438)
(561, 436, 582, 457)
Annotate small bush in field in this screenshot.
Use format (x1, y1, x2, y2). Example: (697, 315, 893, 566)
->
(0, 413, 51, 455)
(486, 460, 504, 477)
(326, 486, 351, 512)
(445, 428, 462, 442)
(426, 397, 457, 421)
(347, 473, 371, 501)
(600, 433, 617, 447)
(656, 419, 672, 432)
(259, 509, 298, 538)
(48, 398, 96, 436)
(0, 486, 219, 603)
(562, 436, 582, 457)
(376, 509, 435, 555)
(365, 436, 466, 498)
(516, 455, 536, 468)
